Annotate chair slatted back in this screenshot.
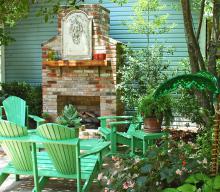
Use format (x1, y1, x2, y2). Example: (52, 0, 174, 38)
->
(3, 96, 26, 127)
(127, 115, 143, 134)
(0, 120, 32, 171)
(37, 123, 78, 175)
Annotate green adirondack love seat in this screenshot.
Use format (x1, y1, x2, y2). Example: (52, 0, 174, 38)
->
(1, 96, 45, 127)
(0, 120, 39, 191)
(36, 123, 108, 192)
(0, 121, 110, 192)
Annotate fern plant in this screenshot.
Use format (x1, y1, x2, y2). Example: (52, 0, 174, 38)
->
(56, 104, 81, 129)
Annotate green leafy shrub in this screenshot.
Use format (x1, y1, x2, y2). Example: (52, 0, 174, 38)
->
(100, 136, 209, 192)
(138, 91, 174, 126)
(117, 45, 172, 108)
(172, 90, 214, 128)
(56, 104, 81, 128)
(0, 82, 42, 116)
(163, 174, 220, 192)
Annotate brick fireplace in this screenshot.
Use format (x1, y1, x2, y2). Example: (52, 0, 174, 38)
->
(41, 4, 123, 121)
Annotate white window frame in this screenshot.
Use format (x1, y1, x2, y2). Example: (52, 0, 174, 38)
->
(0, 23, 5, 83)
(0, 45, 5, 83)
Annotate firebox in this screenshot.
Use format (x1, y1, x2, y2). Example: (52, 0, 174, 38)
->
(57, 95, 100, 129)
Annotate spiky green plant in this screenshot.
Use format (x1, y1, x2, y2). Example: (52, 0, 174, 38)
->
(56, 104, 81, 129)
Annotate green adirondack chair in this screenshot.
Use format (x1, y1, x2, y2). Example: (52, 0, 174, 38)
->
(0, 96, 45, 127)
(36, 123, 109, 192)
(98, 115, 137, 140)
(0, 120, 39, 191)
(98, 115, 143, 153)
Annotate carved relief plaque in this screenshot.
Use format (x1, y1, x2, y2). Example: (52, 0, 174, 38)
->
(62, 11, 92, 60)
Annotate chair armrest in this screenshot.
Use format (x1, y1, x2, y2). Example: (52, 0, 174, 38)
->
(99, 116, 133, 129)
(28, 115, 45, 126)
(98, 116, 133, 120)
(109, 121, 130, 127)
(131, 130, 165, 140)
(28, 129, 37, 135)
(79, 141, 110, 158)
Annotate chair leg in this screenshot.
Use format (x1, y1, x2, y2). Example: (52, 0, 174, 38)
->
(143, 139, 146, 155)
(15, 174, 20, 181)
(0, 173, 9, 185)
(111, 127, 117, 154)
(131, 136, 135, 155)
(38, 176, 48, 191)
(82, 162, 99, 192)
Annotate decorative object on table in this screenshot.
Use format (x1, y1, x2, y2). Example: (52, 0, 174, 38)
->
(138, 91, 173, 133)
(56, 104, 81, 138)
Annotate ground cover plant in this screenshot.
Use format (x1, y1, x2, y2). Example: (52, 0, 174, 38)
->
(99, 132, 212, 192)
(163, 174, 220, 192)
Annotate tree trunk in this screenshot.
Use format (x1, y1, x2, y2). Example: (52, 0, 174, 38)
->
(181, 0, 206, 72)
(210, 0, 220, 176)
(207, 0, 220, 76)
(196, 0, 205, 41)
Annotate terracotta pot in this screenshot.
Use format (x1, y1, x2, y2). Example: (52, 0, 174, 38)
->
(93, 53, 106, 60)
(98, 53, 106, 60)
(144, 118, 161, 133)
(93, 54, 99, 60)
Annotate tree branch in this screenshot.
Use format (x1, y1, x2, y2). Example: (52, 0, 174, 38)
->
(196, 0, 205, 41)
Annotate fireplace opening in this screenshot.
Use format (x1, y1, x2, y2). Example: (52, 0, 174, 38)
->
(57, 95, 100, 129)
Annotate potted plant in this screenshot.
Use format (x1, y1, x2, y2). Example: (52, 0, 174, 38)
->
(56, 104, 82, 138)
(138, 92, 173, 132)
(42, 112, 53, 123)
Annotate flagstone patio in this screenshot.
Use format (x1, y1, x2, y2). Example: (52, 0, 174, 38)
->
(0, 148, 105, 192)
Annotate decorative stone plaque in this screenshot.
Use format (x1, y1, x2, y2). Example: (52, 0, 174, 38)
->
(62, 10, 93, 60)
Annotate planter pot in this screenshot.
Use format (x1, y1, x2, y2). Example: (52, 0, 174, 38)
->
(93, 53, 106, 60)
(93, 54, 99, 60)
(98, 53, 106, 60)
(144, 118, 161, 133)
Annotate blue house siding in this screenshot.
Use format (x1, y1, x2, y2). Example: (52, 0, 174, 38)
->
(5, 0, 196, 84)
(5, 4, 57, 84)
